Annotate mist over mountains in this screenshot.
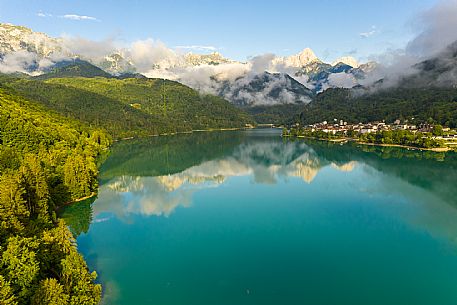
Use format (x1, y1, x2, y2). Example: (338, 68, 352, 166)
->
(1, 0, 457, 108)
(0, 22, 373, 106)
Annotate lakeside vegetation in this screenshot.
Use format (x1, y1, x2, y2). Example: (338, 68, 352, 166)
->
(284, 127, 449, 150)
(0, 89, 110, 304)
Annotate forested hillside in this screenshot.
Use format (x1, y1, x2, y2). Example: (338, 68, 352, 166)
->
(0, 75, 252, 139)
(34, 60, 113, 80)
(0, 89, 109, 304)
(297, 87, 457, 127)
(245, 104, 304, 124)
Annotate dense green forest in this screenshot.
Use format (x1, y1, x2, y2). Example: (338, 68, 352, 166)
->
(0, 75, 252, 139)
(296, 87, 457, 127)
(245, 104, 304, 124)
(34, 60, 113, 80)
(0, 89, 110, 304)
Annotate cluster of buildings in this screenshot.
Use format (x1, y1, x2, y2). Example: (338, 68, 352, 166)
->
(300, 119, 456, 138)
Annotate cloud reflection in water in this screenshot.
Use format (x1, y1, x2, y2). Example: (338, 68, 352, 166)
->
(94, 141, 357, 218)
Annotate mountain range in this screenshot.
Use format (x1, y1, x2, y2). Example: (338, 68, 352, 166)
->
(296, 41, 457, 127)
(0, 23, 371, 107)
(2, 22, 457, 128)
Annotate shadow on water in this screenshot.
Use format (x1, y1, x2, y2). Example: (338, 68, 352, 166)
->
(98, 130, 247, 183)
(59, 196, 96, 236)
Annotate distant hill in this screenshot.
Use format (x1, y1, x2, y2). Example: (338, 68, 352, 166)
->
(34, 59, 112, 80)
(296, 87, 457, 127)
(1, 75, 253, 138)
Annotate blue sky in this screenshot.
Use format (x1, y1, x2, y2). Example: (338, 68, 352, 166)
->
(0, 0, 439, 62)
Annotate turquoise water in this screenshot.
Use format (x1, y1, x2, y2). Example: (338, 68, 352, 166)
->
(64, 129, 457, 305)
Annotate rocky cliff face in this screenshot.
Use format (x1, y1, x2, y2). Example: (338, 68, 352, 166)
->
(0, 23, 62, 57)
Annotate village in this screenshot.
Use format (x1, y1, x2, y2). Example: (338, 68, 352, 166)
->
(298, 119, 457, 140)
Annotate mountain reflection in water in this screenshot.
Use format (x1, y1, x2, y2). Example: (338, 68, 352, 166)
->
(60, 129, 457, 305)
(95, 133, 360, 218)
(62, 129, 457, 242)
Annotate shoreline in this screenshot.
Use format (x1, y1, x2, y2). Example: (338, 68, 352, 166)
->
(115, 126, 258, 142)
(116, 126, 284, 142)
(291, 135, 350, 143)
(285, 135, 453, 152)
(57, 192, 97, 212)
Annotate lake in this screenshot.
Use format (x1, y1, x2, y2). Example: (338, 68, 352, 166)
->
(61, 129, 457, 305)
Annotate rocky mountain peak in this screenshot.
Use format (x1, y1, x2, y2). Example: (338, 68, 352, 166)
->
(0, 23, 61, 57)
(283, 48, 320, 67)
(184, 52, 231, 66)
(332, 56, 359, 68)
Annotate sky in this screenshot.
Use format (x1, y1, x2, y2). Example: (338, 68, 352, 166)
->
(0, 0, 441, 62)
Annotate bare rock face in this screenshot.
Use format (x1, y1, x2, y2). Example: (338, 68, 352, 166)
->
(0, 23, 62, 57)
(273, 48, 320, 68)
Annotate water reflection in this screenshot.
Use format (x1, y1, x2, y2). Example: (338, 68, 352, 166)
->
(63, 130, 457, 242)
(93, 138, 362, 219)
(65, 130, 457, 305)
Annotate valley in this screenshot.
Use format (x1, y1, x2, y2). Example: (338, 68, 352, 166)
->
(2, 2, 457, 303)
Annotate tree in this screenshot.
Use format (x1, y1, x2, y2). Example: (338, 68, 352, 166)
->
(0, 172, 29, 237)
(32, 278, 69, 305)
(0, 87, 108, 305)
(1, 236, 40, 301)
(0, 275, 18, 305)
(433, 124, 444, 136)
(39, 220, 77, 274)
(19, 154, 51, 223)
(63, 153, 93, 199)
(61, 251, 102, 305)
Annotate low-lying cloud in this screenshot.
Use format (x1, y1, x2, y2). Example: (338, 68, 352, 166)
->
(362, 0, 457, 89)
(3, 0, 457, 102)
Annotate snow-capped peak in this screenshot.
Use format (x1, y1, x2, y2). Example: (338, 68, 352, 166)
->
(331, 56, 359, 68)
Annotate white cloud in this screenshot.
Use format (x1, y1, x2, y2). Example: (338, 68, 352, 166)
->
(327, 72, 358, 88)
(175, 45, 218, 52)
(61, 14, 100, 22)
(359, 26, 377, 38)
(37, 12, 52, 18)
(61, 35, 117, 62)
(129, 38, 181, 71)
